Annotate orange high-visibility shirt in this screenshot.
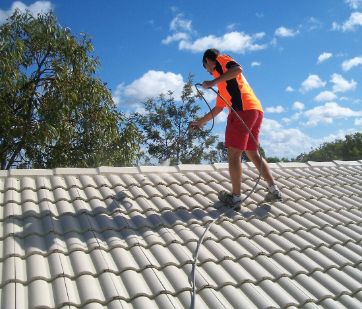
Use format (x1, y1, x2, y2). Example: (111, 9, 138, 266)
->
(213, 54, 263, 112)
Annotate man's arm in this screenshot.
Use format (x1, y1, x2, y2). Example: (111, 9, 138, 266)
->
(202, 65, 241, 89)
(189, 106, 224, 130)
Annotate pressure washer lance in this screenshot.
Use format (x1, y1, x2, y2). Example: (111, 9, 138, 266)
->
(189, 83, 264, 308)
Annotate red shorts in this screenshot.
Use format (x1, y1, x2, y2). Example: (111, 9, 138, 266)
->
(225, 110, 263, 151)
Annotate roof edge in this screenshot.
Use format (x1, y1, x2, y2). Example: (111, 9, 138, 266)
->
(9, 169, 54, 176)
(332, 160, 362, 166)
(177, 164, 215, 172)
(0, 160, 361, 177)
(307, 161, 337, 167)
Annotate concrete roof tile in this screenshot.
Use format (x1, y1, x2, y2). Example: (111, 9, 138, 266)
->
(333, 160, 361, 166)
(8, 169, 54, 176)
(330, 294, 362, 309)
(1, 161, 362, 308)
(98, 166, 139, 174)
(307, 161, 337, 167)
(138, 165, 178, 173)
(177, 163, 215, 171)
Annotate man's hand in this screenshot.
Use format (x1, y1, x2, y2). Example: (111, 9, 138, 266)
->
(202, 80, 216, 89)
(189, 120, 202, 131)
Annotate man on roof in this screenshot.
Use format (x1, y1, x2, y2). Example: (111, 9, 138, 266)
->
(190, 48, 282, 206)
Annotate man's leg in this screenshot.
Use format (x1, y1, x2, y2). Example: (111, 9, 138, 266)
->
(245, 150, 274, 186)
(228, 147, 243, 195)
(245, 150, 283, 201)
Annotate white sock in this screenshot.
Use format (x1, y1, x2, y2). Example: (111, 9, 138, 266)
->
(269, 184, 279, 193)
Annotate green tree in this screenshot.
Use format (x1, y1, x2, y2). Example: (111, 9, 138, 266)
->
(205, 140, 286, 164)
(207, 141, 228, 163)
(0, 10, 141, 169)
(134, 75, 217, 165)
(296, 132, 362, 162)
(207, 142, 261, 163)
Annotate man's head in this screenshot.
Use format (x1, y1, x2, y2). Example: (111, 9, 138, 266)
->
(202, 48, 220, 74)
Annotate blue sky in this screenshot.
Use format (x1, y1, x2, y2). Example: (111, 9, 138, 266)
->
(1, 0, 362, 159)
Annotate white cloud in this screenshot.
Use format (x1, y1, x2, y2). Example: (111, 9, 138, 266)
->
(162, 13, 194, 45)
(112, 83, 124, 105)
(178, 31, 267, 54)
(282, 111, 303, 125)
(317, 52, 332, 64)
(0, 1, 53, 23)
(300, 74, 326, 92)
(251, 61, 261, 67)
(227, 23, 239, 31)
(306, 17, 323, 31)
(274, 26, 299, 37)
(262, 118, 282, 131)
(293, 101, 305, 110)
(285, 86, 294, 92)
(162, 32, 189, 45)
(355, 118, 362, 125)
(339, 97, 362, 104)
(269, 37, 278, 47)
(170, 14, 192, 32)
(342, 56, 362, 71)
(314, 91, 338, 102)
(332, 12, 362, 31)
(345, 0, 362, 9)
(164, 13, 267, 54)
(261, 118, 360, 158)
(194, 86, 216, 105)
(266, 105, 285, 113)
(113, 70, 185, 108)
(281, 117, 292, 125)
(321, 128, 361, 145)
(215, 110, 228, 124)
(304, 102, 362, 126)
(330, 73, 357, 93)
(260, 119, 316, 158)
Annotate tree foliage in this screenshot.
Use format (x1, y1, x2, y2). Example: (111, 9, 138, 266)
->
(207, 141, 228, 163)
(134, 76, 217, 165)
(296, 132, 362, 162)
(0, 10, 141, 169)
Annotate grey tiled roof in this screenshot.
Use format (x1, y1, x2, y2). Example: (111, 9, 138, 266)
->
(1, 161, 362, 308)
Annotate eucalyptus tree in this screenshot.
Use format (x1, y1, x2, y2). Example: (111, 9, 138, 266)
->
(0, 10, 141, 169)
(134, 76, 217, 165)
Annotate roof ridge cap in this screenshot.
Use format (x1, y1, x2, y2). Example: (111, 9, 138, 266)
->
(1, 160, 361, 178)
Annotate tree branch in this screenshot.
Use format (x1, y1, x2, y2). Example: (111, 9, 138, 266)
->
(5, 140, 25, 169)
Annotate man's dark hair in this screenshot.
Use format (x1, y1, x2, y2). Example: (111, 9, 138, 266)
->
(202, 48, 220, 65)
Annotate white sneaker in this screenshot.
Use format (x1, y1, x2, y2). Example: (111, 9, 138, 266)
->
(265, 189, 283, 202)
(218, 190, 242, 209)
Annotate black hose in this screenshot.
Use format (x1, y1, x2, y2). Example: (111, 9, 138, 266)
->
(194, 83, 214, 133)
